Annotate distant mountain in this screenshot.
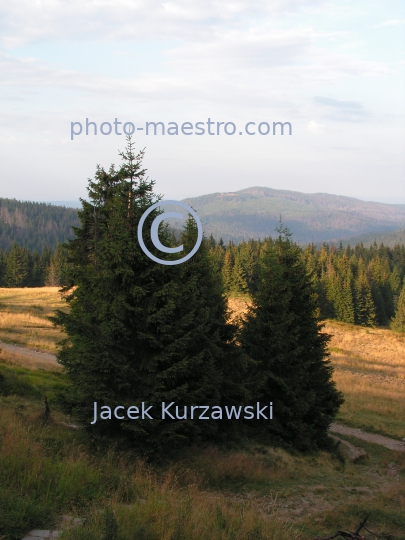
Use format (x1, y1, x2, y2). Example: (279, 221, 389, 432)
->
(182, 187, 405, 244)
(0, 198, 79, 252)
(1, 188, 405, 251)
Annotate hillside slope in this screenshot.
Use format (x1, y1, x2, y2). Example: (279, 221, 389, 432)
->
(0, 198, 79, 252)
(182, 187, 405, 244)
(1, 188, 405, 249)
(336, 228, 405, 248)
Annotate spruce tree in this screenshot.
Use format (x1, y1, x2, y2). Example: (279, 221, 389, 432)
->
(371, 284, 388, 326)
(4, 243, 28, 287)
(0, 251, 5, 286)
(221, 249, 233, 292)
(389, 267, 401, 295)
(52, 142, 162, 431)
(230, 254, 248, 296)
(354, 271, 376, 327)
(317, 276, 335, 319)
(46, 244, 68, 286)
(238, 226, 343, 451)
(53, 140, 237, 454)
(391, 278, 405, 332)
(132, 216, 245, 449)
(333, 271, 355, 324)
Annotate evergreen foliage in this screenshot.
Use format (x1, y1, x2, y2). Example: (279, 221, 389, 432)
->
(230, 254, 248, 295)
(3, 242, 28, 287)
(0, 198, 79, 252)
(210, 237, 403, 328)
(238, 226, 344, 451)
(0, 242, 53, 287)
(1, 230, 403, 332)
(391, 278, 405, 332)
(3, 147, 404, 456)
(52, 140, 241, 454)
(45, 244, 69, 286)
(354, 270, 376, 327)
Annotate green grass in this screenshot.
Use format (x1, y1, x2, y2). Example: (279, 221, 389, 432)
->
(1, 304, 405, 539)
(1, 360, 404, 540)
(0, 364, 68, 401)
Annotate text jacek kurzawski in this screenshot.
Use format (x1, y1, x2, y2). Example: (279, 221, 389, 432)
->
(91, 402, 273, 424)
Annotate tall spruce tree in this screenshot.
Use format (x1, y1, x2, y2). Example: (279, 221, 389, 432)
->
(391, 278, 405, 332)
(134, 216, 246, 449)
(230, 254, 249, 295)
(53, 140, 238, 454)
(354, 271, 376, 327)
(371, 284, 388, 326)
(333, 271, 355, 324)
(222, 249, 233, 292)
(0, 251, 5, 286)
(238, 226, 343, 451)
(4, 242, 28, 287)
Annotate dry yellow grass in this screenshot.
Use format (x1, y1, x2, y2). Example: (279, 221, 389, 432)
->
(0, 287, 67, 352)
(332, 369, 405, 438)
(325, 321, 405, 374)
(1, 288, 404, 438)
(324, 321, 405, 438)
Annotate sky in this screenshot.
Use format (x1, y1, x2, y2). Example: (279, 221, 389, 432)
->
(0, 0, 404, 204)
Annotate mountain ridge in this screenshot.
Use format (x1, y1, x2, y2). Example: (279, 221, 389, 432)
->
(1, 186, 404, 249)
(181, 186, 405, 244)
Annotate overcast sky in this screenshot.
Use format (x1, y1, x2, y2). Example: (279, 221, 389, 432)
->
(0, 0, 404, 204)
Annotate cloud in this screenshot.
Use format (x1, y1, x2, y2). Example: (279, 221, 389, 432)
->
(165, 28, 312, 70)
(0, 0, 326, 47)
(0, 21, 390, 119)
(165, 26, 390, 78)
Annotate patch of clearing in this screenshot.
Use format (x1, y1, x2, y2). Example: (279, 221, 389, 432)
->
(0, 287, 67, 353)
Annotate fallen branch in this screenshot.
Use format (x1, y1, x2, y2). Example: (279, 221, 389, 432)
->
(313, 514, 372, 540)
(354, 514, 371, 536)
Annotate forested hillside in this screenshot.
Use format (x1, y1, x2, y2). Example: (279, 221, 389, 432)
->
(183, 187, 405, 244)
(1, 231, 405, 331)
(211, 236, 405, 328)
(332, 228, 405, 249)
(1, 189, 404, 250)
(0, 198, 79, 252)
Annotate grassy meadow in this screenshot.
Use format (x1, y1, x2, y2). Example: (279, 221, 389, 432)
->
(326, 322, 405, 439)
(0, 289, 404, 539)
(0, 288, 67, 352)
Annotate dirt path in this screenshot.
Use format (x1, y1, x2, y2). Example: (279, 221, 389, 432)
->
(330, 423, 405, 452)
(0, 339, 57, 365)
